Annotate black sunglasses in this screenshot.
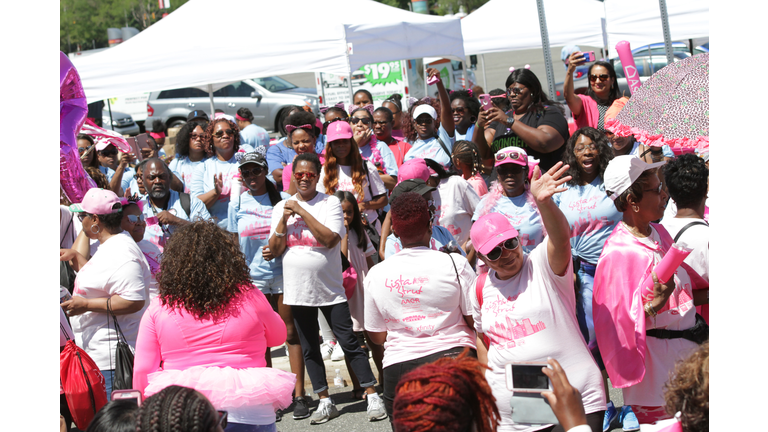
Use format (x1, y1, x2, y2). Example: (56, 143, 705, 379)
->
(322, 117, 348, 133)
(99, 148, 118, 157)
(213, 129, 235, 138)
(350, 117, 372, 126)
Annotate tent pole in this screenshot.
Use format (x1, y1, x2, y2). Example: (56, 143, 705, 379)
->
(344, 37, 354, 104)
(535, 0, 556, 101)
(107, 99, 114, 130)
(462, 61, 468, 89)
(208, 84, 215, 118)
(481, 54, 487, 90)
(658, 0, 675, 65)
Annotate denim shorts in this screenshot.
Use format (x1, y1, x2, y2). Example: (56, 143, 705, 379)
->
(252, 275, 283, 295)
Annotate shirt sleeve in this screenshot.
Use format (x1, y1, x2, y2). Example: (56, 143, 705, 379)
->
(270, 200, 287, 236)
(249, 289, 287, 347)
(266, 142, 286, 174)
(190, 162, 207, 199)
(452, 255, 477, 316)
(324, 196, 346, 238)
(377, 141, 399, 177)
(460, 177, 481, 216)
(363, 268, 387, 333)
(190, 195, 212, 221)
(539, 106, 570, 142)
(226, 199, 239, 233)
(107, 256, 148, 302)
(470, 273, 485, 334)
(132, 300, 161, 392)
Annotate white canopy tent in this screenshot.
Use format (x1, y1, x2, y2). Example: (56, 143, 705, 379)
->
(603, 0, 709, 50)
(73, 0, 464, 103)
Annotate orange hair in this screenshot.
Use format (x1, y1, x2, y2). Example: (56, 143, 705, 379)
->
(323, 138, 366, 201)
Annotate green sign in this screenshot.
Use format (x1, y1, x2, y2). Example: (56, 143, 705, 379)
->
(362, 61, 403, 86)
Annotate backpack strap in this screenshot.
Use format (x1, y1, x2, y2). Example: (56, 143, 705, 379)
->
(435, 135, 452, 161)
(179, 192, 191, 218)
(673, 220, 708, 243)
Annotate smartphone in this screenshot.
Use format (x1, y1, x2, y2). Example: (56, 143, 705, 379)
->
(479, 94, 493, 111)
(126, 137, 141, 161)
(582, 51, 596, 62)
(111, 389, 142, 406)
(505, 362, 552, 393)
(137, 133, 151, 150)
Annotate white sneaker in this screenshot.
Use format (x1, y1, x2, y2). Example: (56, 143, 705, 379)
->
(366, 393, 387, 421)
(320, 341, 336, 361)
(310, 399, 339, 424)
(331, 341, 345, 361)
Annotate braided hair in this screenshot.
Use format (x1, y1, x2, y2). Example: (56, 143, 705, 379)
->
(135, 385, 218, 432)
(451, 140, 483, 176)
(393, 349, 500, 432)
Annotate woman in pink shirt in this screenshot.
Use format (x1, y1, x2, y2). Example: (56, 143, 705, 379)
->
(133, 220, 295, 432)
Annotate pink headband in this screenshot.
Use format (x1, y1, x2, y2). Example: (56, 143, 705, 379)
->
(319, 102, 345, 115)
(407, 96, 433, 108)
(348, 104, 374, 117)
(235, 114, 248, 121)
(149, 132, 165, 139)
(285, 124, 314, 135)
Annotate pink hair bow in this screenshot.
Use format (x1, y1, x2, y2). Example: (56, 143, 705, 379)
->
(348, 103, 374, 117)
(285, 124, 314, 134)
(407, 96, 432, 108)
(319, 102, 345, 115)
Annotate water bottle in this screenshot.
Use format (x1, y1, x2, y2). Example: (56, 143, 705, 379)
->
(230, 173, 242, 203)
(333, 369, 344, 388)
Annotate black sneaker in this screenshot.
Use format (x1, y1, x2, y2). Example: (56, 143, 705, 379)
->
(293, 396, 311, 420)
(275, 409, 283, 422)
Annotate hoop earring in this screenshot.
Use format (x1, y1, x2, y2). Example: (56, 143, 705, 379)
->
(470, 116, 477, 124)
(632, 205, 639, 213)
(91, 224, 101, 234)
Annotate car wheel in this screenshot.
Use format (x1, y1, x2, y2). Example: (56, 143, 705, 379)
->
(168, 118, 187, 128)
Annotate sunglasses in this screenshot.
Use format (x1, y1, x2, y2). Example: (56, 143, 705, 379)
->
(78, 146, 92, 154)
(451, 107, 466, 114)
(482, 237, 520, 261)
(322, 117, 348, 133)
(213, 129, 235, 138)
(217, 410, 228, 429)
(240, 166, 264, 177)
(644, 183, 663, 194)
(414, 116, 433, 125)
(189, 133, 205, 140)
(589, 74, 611, 82)
(494, 151, 525, 163)
(126, 214, 146, 224)
(99, 148, 118, 157)
(506, 87, 525, 96)
(574, 143, 597, 153)
(350, 117, 372, 126)
(294, 172, 318, 181)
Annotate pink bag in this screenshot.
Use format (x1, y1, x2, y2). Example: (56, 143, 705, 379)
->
(341, 253, 358, 300)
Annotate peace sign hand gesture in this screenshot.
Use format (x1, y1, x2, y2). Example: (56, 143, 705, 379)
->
(529, 161, 571, 203)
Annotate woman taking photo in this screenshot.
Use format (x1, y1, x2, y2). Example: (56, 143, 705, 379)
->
(470, 162, 606, 432)
(169, 120, 209, 193)
(593, 155, 708, 425)
(402, 68, 456, 168)
(475, 69, 569, 173)
(133, 220, 296, 432)
(190, 117, 241, 228)
(473, 147, 545, 254)
(60, 188, 150, 399)
(269, 153, 385, 424)
(563, 56, 622, 131)
(319, 120, 388, 235)
(365, 191, 477, 422)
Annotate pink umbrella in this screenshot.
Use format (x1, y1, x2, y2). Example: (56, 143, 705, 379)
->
(606, 52, 708, 151)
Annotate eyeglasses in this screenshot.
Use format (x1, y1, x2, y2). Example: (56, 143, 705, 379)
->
(451, 107, 466, 114)
(217, 411, 228, 429)
(78, 146, 92, 154)
(372, 120, 389, 126)
(482, 237, 520, 261)
(99, 148, 118, 157)
(133, 173, 143, 180)
(322, 117, 348, 133)
(294, 172, 318, 181)
(644, 183, 663, 194)
(126, 214, 146, 224)
(506, 87, 525, 96)
(574, 143, 597, 153)
(495, 151, 525, 163)
(589, 74, 611, 82)
(189, 133, 205, 140)
(77, 212, 91, 222)
(240, 166, 264, 177)
(350, 117, 372, 126)
(213, 129, 235, 138)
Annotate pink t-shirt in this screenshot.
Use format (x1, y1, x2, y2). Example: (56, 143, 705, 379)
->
(364, 247, 476, 368)
(471, 241, 604, 432)
(467, 173, 488, 198)
(132, 287, 287, 393)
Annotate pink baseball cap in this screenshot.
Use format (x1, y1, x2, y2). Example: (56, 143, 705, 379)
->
(398, 158, 430, 184)
(494, 146, 528, 168)
(470, 213, 520, 256)
(69, 188, 123, 215)
(326, 120, 353, 142)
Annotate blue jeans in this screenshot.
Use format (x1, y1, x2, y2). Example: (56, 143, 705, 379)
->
(574, 263, 604, 370)
(100, 369, 114, 400)
(225, 422, 277, 432)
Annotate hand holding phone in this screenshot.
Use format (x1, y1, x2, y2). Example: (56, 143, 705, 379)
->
(581, 51, 596, 63)
(479, 94, 493, 111)
(505, 362, 553, 393)
(541, 358, 587, 431)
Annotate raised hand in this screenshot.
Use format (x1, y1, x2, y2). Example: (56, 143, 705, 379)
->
(529, 162, 572, 203)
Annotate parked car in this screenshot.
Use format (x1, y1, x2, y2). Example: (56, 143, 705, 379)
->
(554, 42, 709, 101)
(101, 110, 140, 136)
(146, 76, 319, 132)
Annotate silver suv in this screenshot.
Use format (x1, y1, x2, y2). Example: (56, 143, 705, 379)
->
(146, 76, 319, 132)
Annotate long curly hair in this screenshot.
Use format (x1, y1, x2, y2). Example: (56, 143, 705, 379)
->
(175, 120, 209, 157)
(663, 341, 708, 432)
(85, 166, 110, 189)
(323, 137, 366, 200)
(401, 98, 442, 143)
(562, 127, 614, 186)
(156, 220, 251, 320)
(204, 118, 240, 156)
(135, 385, 218, 432)
(393, 349, 500, 432)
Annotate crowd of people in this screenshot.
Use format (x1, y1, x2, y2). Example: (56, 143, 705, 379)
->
(60, 61, 709, 432)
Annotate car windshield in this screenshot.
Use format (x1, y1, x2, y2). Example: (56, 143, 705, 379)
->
(251, 76, 298, 92)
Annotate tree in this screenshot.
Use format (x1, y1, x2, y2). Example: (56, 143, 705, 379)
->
(374, 0, 489, 15)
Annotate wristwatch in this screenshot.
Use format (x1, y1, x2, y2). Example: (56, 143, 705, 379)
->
(504, 115, 515, 128)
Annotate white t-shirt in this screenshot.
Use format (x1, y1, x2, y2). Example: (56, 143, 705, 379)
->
(270, 192, 347, 306)
(434, 176, 481, 246)
(471, 241, 604, 431)
(71, 232, 151, 370)
(660, 217, 709, 282)
(346, 229, 376, 332)
(316, 163, 387, 225)
(365, 247, 476, 369)
(136, 239, 163, 300)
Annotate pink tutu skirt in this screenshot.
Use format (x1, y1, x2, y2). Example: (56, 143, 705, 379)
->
(144, 366, 296, 411)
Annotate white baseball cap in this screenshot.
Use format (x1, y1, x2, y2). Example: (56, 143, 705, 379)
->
(412, 104, 438, 120)
(604, 155, 666, 201)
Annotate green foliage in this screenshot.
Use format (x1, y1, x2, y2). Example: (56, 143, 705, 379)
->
(374, 0, 488, 14)
(60, 0, 190, 53)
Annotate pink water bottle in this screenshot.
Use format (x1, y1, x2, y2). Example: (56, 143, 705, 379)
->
(641, 242, 692, 297)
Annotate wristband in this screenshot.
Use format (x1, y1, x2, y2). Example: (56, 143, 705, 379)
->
(274, 231, 286, 238)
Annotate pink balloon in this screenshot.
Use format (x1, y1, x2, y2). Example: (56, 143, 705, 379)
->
(60, 52, 96, 204)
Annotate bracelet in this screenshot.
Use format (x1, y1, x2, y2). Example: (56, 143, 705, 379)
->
(274, 231, 286, 238)
(644, 302, 657, 329)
